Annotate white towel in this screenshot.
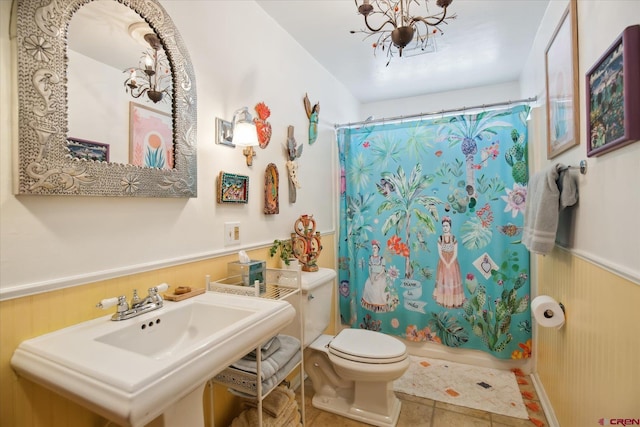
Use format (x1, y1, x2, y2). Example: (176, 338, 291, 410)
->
(260, 349, 301, 393)
(244, 335, 281, 361)
(213, 349, 301, 396)
(522, 163, 578, 255)
(231, 334, 300, 380)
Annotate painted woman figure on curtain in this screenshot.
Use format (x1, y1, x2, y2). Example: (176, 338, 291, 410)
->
(361, 240, 394, 312)
(433, 216, 464, 308)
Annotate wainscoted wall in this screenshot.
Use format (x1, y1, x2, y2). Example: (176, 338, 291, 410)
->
(535, 248, 639, 426)
(0, 236, 336, 427)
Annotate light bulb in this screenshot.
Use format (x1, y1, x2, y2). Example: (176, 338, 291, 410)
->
(144, 54, 153, 69)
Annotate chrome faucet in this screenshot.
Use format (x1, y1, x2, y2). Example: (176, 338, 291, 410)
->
(97, 284, 170, 321)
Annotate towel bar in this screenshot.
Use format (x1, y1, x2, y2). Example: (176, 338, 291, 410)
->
(561, 160, 587, 175)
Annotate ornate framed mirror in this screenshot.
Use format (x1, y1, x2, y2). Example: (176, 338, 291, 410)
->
(15, 0, 197, 197)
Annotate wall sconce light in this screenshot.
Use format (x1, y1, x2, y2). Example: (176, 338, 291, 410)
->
(215, 108, 260, 166)
(231, 107, 259, 166)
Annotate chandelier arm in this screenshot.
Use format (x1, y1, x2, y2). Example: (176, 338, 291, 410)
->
(129, 88, 147, 99)
(363, 13, 398, 33)
(377, 0, 394, 14)
(403, 0, 423, 25)
(409, 7, 450, 27)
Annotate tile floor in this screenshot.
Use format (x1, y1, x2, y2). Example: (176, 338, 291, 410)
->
(296, 372, 549, 427)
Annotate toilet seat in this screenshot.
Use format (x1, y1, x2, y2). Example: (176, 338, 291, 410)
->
(328, 329, 407, 364)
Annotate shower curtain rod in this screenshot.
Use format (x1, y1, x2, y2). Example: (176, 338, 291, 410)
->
(334, 96, 537, 129)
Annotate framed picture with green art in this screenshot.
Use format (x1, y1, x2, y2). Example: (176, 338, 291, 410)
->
(586, 25, 640, 157)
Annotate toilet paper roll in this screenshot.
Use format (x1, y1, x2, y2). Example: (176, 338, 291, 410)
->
(531, 295, 565, 329)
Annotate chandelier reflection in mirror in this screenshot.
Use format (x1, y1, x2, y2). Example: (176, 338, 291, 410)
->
(351, 0, 456, 64)
(123, 33, 172, 103)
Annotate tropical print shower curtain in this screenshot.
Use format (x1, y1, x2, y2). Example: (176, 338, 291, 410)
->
(337, 105, 532, 360)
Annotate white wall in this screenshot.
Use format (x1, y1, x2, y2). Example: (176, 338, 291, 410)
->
(0, 1, 360, 299)
(67, 50, 148, 165)
(4, 0, 637, 302)
(360, 81, 523, 122)
(521, 0, 640, 283)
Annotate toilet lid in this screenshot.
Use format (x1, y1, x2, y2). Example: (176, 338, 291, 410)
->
(328, 329, 407, 363)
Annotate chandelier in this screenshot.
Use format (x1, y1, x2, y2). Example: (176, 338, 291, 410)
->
(123, 33, 172, 103)
(351, 0, 455, 63)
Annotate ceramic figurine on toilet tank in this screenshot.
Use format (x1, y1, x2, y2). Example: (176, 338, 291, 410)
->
(291, 214, 322, 272)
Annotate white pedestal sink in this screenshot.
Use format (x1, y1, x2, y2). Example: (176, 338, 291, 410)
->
(11, 291, 295, 427)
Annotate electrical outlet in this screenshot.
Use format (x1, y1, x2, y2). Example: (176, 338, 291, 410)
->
(224, 222, 240, 246)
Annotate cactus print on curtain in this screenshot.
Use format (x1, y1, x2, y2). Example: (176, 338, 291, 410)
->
(336, 105, 532, 360)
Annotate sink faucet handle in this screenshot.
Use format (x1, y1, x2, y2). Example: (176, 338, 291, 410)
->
(96, 295, 128, 312)
(148, 283, 169, 304)
(155, 283, 170, 293)
(96, 297, 119, 309)
(148, 283, 167, 294)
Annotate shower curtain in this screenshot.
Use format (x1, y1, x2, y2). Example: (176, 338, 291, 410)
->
(337, 105, 532, 360)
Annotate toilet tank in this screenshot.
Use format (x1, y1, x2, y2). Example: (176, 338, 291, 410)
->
(300, 268, 336, 346)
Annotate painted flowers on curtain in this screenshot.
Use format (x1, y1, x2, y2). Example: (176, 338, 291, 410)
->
(337, 106, 532, 360)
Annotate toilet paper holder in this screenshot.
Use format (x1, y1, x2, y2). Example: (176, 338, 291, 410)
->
(542, 302, 565, 319)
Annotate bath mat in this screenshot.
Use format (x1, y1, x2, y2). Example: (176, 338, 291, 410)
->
(393, 356, 528, 419)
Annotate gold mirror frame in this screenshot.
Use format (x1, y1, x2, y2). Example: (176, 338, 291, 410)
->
(15, 0, 197, 197)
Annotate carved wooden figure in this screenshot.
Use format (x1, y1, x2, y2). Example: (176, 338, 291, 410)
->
(264, 163, 279, 214)
(285, 125, 303, 203)
(303, 93, 319, 145)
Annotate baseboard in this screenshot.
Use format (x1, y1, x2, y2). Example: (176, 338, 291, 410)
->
(403, 340, 534, 374)
(530, 372, 559, 427)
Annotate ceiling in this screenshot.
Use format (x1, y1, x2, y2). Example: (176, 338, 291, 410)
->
(68, 1, 154, 71)
(69, 1, 550, 105)
(255, 0, 550, 104)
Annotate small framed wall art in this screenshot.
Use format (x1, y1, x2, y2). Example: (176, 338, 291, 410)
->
(217, 171, 249, 204)
(586, 25, 640, 157)
(545, 0, 579, 159)
(66, 137, 110, 162)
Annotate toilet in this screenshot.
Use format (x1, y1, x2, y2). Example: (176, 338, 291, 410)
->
(298, 268, 409, 427)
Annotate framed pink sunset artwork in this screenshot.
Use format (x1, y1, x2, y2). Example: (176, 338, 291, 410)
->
(129, 102, 173, 169)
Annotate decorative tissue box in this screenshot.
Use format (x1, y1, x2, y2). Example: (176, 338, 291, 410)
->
(228, 260, 266, 288)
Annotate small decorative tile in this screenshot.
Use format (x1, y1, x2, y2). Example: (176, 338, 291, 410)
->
(521, 391, 535, 400)
(525, 401, 541, 412)
(446, 388, 460, 397)
(530, 417, 546, 427)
